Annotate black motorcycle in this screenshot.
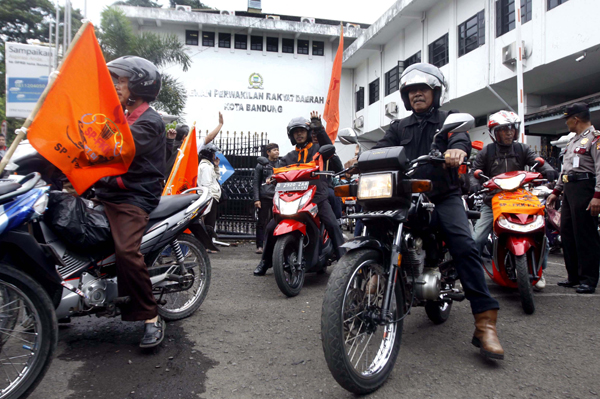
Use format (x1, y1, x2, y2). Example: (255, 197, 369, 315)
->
(321, 113, 479, 394)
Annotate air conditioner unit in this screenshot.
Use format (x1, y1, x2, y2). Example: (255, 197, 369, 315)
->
(175, 5, 192, 12)
(385, 102, 398, 115)
(301, 17, 315, 24)
(266, 15, 280, 20)
(502, 41, 527, 65)
(220, 10, 235, 16)
(346, 23, 360, 30)
(353, 117, 364, 130)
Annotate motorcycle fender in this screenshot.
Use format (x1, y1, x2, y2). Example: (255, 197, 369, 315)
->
(341, 236, 386, 259)
(273, 220, 306, 236)
(186, 222, 219, 252)
(506, 236, 534, 256)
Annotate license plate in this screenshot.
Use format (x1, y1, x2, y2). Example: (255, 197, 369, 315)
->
(345, 200, 356, 205)
(276, 181, 309, 192)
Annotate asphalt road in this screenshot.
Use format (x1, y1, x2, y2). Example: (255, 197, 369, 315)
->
(31, 241, 600, 399)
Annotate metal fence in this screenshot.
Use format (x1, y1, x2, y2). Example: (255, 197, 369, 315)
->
(207, 131, 270, 237)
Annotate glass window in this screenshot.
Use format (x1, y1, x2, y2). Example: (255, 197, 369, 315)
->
(202, 31, 215, 47)
(282, 38, 294, 53)
(369, 79, 380, 105)
(297, 40, 309, 55)
(458, 10, 485, 57)
(234, 34, 247, 49)
(266, 37, 278, 52)
(218, 33, 231, 48)
(251, 35, 263, 51)
(428, 34, 449, 68)
(385, 65, 399, 96)
(404, 51, 421, 69)
(312, 41, 324, 56)
(185, 30, 199, 46)
(356, 87, 365, 111)
(547, 0, 568, 10)
(496, 0, 533, 37)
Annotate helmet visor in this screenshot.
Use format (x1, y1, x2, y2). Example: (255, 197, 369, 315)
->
(400, 69, 441, 92)
(491, 123, 520, 138)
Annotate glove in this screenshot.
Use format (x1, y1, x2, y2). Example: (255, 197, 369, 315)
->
(310, 117, 323, 131)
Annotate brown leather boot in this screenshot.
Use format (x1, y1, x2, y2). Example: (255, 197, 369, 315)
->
(471, 309, 504, 360)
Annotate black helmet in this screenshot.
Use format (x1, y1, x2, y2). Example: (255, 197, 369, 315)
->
(199, 143, 220, 160)
(399, 63, 447, 111)
(107, 56, 162, 103)
(286, 116, 309, 146)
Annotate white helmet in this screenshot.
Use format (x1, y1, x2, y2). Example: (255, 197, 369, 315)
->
(399, 63, 447, 111)
(487, 110, 520, 146)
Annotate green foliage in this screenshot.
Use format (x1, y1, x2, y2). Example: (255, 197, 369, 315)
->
(155, 74, 187, 116)
(168, 0, 214, 9)
(130, 32, 191, 71)
(0, 0, 55, 44)
(98, 7, 135, 60)
(112, 0, 163, 7)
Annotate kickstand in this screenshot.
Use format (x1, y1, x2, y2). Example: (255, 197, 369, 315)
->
(212, 237, 230, 247)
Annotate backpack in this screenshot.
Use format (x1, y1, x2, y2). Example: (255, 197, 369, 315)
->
(484, 142, 526, 177)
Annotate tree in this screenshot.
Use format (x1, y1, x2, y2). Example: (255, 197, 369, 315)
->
(169, 0, 213, 9)
(112, 0, 163, 7)
(99, 7, 191, 116)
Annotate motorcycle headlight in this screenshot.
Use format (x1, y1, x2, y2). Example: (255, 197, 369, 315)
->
(358, 173, 393, 199)
(492, 173, 526, 191)
(497, 214, 544, 232)
(276, 187, 314, 216)
(33, 193, 48, 215)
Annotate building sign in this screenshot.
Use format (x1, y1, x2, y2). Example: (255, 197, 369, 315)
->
(4, 42, 55, 118)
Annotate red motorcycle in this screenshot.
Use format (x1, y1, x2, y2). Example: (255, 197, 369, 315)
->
(261, 149, 336, 297)
(474, 159, 547, 314)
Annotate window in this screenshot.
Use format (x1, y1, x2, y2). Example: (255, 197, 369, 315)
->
(548, 0, 568, 10)
(385, 65, 399, 96)
(202, 31, 215, 47)
(185, 30, 199, 46)
(282, 38, 294, 53)
(356, 87, 365, 111)
(297, 40, 309, 55)
(218, 33, 231, 48)
(369, 79, 380, 105)
(251, 35, 263, 51)
(458, 11, 485, 57)
(404, 51, 421, 69)
(266, 37, 278, 52)
(312, 41, 324, 56)
(428, 34, 449, 68)
(496, 0, 533, 37)
(234, 34, 247, 49)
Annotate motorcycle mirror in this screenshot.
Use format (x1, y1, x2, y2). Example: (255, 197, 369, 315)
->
(257, 156, 269, 166)
(432, 113, 475, 150)
(534, 157, 545, 167)
(318, 144, 336, 160)
(474, 169, 483, 179)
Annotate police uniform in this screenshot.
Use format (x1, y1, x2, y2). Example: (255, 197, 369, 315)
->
(553, 124, 600, 289)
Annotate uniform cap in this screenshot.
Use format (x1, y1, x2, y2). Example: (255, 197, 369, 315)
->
(562, 102, 589, 119)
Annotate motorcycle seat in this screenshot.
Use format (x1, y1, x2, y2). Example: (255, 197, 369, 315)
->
(149, 194, 199, 220)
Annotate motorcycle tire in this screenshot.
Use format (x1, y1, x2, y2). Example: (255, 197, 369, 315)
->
(321, 249, 404, 395)
(514, 254, 535, 315)
(425, 300, 453, 325)
(0, 264, 58, 399)
(147, 234, 211, 321)
(273, 235, 305, 297)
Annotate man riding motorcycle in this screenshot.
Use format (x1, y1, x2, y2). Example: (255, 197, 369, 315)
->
(371, 63, 505, 360)
(253, 111, 345, 276)
(470, 111, 558, 290)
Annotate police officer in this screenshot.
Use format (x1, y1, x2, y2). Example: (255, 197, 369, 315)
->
(372, 63, 504, 360)
(547, 103, 600, 294)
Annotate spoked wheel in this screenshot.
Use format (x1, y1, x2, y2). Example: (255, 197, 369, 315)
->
(321, 249, 404, 395)
(0, 264, 57, 399)
(273, 235, 305, 297)
(147, 234, 211, 321)
(513, 254, 535, 315)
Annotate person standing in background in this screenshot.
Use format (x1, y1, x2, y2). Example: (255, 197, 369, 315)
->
(253, 143, 280, 254)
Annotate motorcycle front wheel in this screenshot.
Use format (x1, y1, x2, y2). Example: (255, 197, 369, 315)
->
(514, 254, 535, 315)
(273, 235, 305, 297)
(0, 264, 58, 399)
(321, 249, 404, 395)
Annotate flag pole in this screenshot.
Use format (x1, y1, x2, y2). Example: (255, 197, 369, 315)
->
(0, 21, 92, 175)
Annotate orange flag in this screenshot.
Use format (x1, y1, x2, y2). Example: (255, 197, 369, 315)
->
(28, 22, 135, 194)
(163, 126, 198, 195)
(323, 24, 344, 143)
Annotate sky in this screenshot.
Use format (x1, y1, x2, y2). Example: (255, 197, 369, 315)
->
(67, 0, 396, 26)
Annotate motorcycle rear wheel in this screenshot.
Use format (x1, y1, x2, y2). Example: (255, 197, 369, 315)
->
(273, 235, 305, 297)
(514, 254, 535, 315)
(321, 249, 404, 395)
(0, 264, 57, 399)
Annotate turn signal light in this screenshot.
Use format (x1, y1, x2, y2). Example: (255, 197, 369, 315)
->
(410, 179, 432, 193)
(334, 184, 350, 197)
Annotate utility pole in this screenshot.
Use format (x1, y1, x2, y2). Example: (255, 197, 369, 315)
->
(514, 0, 526, 144)
(54, 3, 60, 69)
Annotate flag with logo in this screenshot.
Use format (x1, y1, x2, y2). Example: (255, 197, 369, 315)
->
(27, 22, 136, 194)
(163, 126, 198, 195)
(323, 24, 344, 143)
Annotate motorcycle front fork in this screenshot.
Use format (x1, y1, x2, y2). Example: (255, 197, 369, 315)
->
(380, 223, 404, 323)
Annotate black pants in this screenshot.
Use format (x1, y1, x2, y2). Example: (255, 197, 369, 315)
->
(204, 200, 218, 237)
(561, 180, 600, 287)
(328, 188, 343, 219)
(259, 198, 346, 266)
(433, 194, 499, 314)
(256, 198, 273, 248)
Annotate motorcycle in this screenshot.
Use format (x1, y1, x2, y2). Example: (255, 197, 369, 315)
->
(474, 160, 547, 314)
(258, 146, 337, 297)
(340, 195, 357, 232)
(531, 184, 561, 254)
(321, 113, 478, 394)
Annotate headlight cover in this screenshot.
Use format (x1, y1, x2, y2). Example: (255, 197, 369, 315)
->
(492, 173, 526, 191)
(497, 214, 544, 232)
(358, 173, 393, 199)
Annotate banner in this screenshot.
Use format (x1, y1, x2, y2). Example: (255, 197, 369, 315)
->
(27, 22, 136, 195)
(163, 126, 199, 195)
(491, 188, 545, 223)
(323, 25, 344, 143)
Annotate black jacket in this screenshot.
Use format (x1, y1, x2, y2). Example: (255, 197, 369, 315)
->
(95, 106, 166, 213)
(469, 142, 558, 204)
(279, 125, 335, 203)
(165, 137, 184, 177)
(253, 158, 280, 201)
(374, 109, 470, 201)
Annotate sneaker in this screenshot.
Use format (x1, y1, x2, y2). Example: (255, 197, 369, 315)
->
(255, 247, 263, 254)
(534, 272, 546, 291)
